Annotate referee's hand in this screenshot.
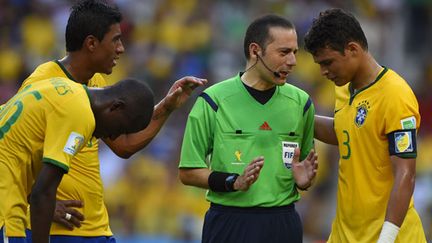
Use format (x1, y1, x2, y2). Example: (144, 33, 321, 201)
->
(53, 200, 84, 230)
(292, 148, 318, 190)
(234, 156, 264, 191)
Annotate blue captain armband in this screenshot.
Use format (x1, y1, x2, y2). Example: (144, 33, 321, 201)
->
(387, 129, 417, 158)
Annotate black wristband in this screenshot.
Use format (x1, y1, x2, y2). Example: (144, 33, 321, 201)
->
(208, 171, 239, 192)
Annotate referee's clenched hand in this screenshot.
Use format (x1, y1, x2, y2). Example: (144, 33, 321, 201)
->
(233, 156, 264, 191)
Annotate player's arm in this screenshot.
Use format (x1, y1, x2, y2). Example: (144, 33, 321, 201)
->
(377, 155, 416, 243)
(179, 156, 264, 192)
(103, 76, 207, 158)
(314, 115, 338, 145)
(30, 163, 65, 243)
(385, 155, 416, 225)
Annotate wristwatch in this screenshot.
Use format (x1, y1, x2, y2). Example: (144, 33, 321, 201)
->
(225, 173, 239, 192)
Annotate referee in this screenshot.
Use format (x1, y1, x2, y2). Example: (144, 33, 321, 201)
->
(178, 15, 318, 243)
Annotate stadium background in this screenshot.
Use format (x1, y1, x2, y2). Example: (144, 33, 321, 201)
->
(0, 0, 431, 242)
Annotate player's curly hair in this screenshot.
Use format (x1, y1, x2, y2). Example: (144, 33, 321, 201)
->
(304, 8, 368, 55)
(244, 14, 294, 60)
(66, 0, 122, 52)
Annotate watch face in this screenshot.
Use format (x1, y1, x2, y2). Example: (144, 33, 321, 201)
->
(225, 174, 239, 192)
(226, 175, 236, 182)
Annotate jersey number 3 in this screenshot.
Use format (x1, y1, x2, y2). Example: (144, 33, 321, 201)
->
(341, 130, 351, 159)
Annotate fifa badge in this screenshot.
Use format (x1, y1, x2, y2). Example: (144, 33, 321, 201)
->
(282, 141, 298, 169)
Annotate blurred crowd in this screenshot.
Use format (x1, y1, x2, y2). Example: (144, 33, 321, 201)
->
(0, 0, 431, 242)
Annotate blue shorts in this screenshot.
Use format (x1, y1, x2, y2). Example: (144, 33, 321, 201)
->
(0, 228, 31, 243)
(50, 235, 116, 243)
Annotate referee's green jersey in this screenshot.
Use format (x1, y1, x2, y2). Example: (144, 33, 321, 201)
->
(179, 74, 315, 207)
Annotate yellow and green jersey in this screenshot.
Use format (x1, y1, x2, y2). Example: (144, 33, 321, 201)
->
(329, 67, 426, 242)
(22, 61, 112, 236)
(0, 78, 94, 237)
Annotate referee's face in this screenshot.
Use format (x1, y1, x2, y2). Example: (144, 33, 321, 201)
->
(258, 27, 298, 87)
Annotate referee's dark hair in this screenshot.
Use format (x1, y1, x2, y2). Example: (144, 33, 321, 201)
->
(66, 0, 122, 52)
(243, 14, 295, 60)
(304, 8, 368, 55)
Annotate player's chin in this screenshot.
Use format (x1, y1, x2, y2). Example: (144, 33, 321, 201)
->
(104, 68, 113, 75)
(334, 81, 348, 86)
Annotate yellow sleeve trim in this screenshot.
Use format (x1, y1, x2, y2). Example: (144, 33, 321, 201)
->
(42, 157, 69, 173)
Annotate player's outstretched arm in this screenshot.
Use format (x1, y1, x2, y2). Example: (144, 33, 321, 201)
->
(291, 148, 318, 190)
(30, 163, 65, 243)
(315, 115, 338, 145)
(103, 76, 207, 159)
(179, 156, 264, 192)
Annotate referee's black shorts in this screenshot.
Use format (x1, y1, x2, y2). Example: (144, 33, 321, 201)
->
(202, 203, 302, 243)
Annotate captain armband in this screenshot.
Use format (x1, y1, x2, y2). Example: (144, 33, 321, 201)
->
(387, 129, 417, 158)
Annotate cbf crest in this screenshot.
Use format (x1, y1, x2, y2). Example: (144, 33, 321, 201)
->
(355, 100, 370, 127)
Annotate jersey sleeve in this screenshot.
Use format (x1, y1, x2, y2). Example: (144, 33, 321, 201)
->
(179, 95, 216, 168)
(382, 88, 420, 134)
(301, 96, 315, 161)
(382, 85, 420, 158)
(42, 92, 94, 172)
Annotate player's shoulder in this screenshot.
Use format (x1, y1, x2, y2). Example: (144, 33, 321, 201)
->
(381, 68, 416, 97)
(88, 73, 107, 88)
(34, 60, 60, 71)
(22, 61, 63, 87)
(38, 77, 84, 96)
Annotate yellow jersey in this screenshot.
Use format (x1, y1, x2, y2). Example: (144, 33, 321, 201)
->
(329, 67, 426, 242)
(21, 61, 112, 236)
(0, 78, 94, 237)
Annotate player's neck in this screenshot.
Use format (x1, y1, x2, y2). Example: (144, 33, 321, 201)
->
(351, 54, 382, 90)
(59, 54, 96, 85)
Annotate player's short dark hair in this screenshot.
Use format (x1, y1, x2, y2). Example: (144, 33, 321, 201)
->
(110, 78, 154, 132)
(243, 14, 294, 60)
(66, 0, 122, 52)
(304, 8, 368, 55)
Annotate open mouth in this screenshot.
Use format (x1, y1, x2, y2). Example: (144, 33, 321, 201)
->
(278, 71, 290, 78)
(113, 57, 120, 66)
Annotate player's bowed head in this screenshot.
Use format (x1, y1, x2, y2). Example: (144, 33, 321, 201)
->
(89, 78, 155, 139)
